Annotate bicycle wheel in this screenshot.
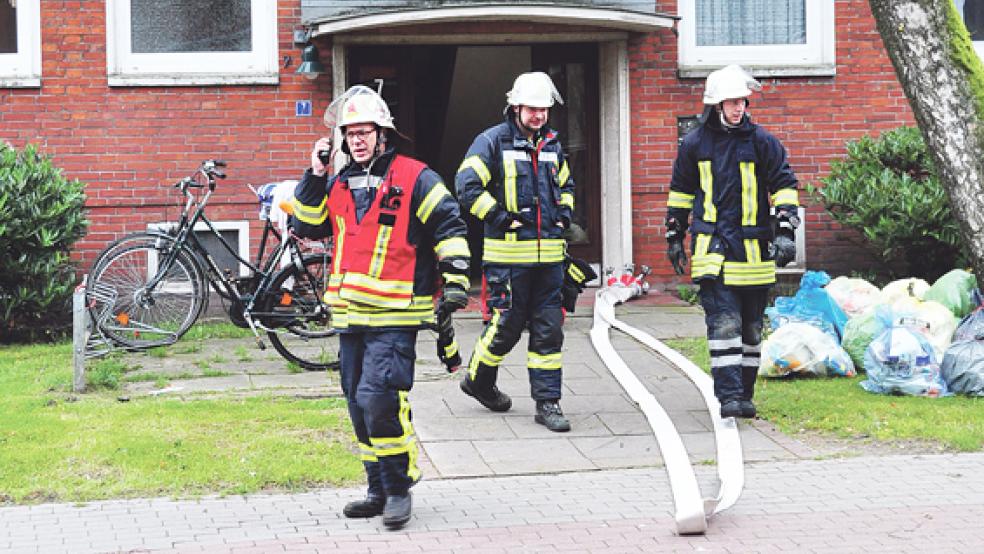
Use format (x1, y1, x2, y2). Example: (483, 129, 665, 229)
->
(262, 253, 339, 370)
(87, 235, 206, 348)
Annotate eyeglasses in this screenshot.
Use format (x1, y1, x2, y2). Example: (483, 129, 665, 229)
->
(345, 129, 375, 142)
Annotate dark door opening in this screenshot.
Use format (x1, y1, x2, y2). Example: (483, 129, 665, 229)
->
(347, 43, 602, 271)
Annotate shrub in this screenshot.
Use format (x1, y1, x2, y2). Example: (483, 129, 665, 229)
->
(810, 126, 966, 282)
(0, 143, 89, 342)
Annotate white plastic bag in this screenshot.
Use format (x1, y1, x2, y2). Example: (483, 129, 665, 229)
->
(759, 322, 856, 378)
(826, 276, 881, 318)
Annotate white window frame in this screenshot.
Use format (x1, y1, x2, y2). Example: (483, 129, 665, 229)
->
(677, 0, 836, 78)
(149, 220, 251, 277)
(0, 0, 41, 88)
(106, 0, 278, 86)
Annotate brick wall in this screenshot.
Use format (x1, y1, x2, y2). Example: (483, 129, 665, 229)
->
(0, 0, 915, 284)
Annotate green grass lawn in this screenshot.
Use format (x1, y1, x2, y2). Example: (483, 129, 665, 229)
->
(665, 337, 984, 451)
(0, 340, 362, 505)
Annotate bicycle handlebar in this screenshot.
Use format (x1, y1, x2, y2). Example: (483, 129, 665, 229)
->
(173, 160, 227, 193)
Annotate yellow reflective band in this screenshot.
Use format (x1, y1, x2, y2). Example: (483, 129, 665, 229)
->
(339, 306, 435, 328)
(468, 311, 504, 379)
(503, 159, 518, 212)
(772, 188, 800, 206)
(291, 196, 328, 225)
(458, 155, 491, 187)
(435, 236, 469, 259)
(743, 239, 762, 263)
(568, 263, 585, 282)
(470, 192, 498, 219)
(691, 234, 723, 279)
(444, 340, 459, 358)
(560, 192, 575, 209)
(341, 273, 414, 295)
(723, 260, 776, 286)
(698, 161, 716, 222)
(359, 442, 377, 462)
(416, 182, 451, 224)
(528, 351, 561, 370)
(667, 191, 695, 209)
(368, 226, 392, 279)
(333, 216, 346, 274)
(558, 160, 571, 186)
(740, 162, 758, 226)
(483, 238, 566, 264)
(443, 273, 470, 289)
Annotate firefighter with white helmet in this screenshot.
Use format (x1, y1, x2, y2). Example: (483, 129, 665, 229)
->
(665, 64, 801, 419)
(455, 71, 578, 432)
(290, 85, 471, 529)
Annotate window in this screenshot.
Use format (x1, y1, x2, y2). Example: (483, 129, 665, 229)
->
(677, 0, 835, 77)
(149, 220, 250, 277)
(955, 0, 984, 59)
(0, 0, 41, 87)
(106, 0, 278, 86)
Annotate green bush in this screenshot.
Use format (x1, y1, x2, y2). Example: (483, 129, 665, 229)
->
(810, 126, 966, 282)
(0, 143, 88, 342)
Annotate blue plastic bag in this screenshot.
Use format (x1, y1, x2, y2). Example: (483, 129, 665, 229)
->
(860, 307, 948, 397)
(766, 271, 849, 339)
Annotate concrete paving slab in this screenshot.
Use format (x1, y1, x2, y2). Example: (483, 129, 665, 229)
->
(472, 438, 596, 474)
(570, 435, 663, 469)
(421, 441, 493, 478)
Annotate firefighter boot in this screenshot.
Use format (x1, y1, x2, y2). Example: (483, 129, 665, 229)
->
(342, 494, 385, 518)
(460, 378, 512, 412)
(534, 400, 571, 432)
(739, 400, 757, 418)
(382, 493, 412, 530)
(719, 399, 743, 419)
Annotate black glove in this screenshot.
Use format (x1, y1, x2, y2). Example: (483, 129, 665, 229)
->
(773, 208, 799, 268)
(667, 241, 688, 275)
(774, 234, 796, 268)
(442, 283, 469, 313)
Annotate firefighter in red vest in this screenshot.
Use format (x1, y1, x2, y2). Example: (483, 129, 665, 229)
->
(290, 86, 470, 530)
(455, 72, 575, 432)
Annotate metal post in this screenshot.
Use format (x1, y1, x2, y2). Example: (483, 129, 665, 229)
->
(72, 277, 87, 393)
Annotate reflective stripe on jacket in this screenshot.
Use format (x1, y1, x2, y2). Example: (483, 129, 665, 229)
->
(456, 117, 574, 266)
(667, 114, 799, 287)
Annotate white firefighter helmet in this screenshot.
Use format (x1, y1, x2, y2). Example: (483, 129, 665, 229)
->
(506, 72, 564, 108)
(323, 85, 396, 130)
(702, 64, 762, 105)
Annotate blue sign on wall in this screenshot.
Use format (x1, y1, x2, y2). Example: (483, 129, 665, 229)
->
(296, 100, 313, 117)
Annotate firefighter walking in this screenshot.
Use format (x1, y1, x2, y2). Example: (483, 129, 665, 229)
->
(665, 64, 801, 419)
(290, 86, 470, 529)
(455, 72, 576, 432)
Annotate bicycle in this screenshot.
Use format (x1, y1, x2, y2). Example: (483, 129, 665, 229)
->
(85, 160, 338, 370)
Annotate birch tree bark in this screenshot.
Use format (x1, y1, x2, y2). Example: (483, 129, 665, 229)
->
(868, 0, 984, 288)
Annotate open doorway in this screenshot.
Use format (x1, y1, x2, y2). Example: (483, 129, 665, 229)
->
(347, 43, 601, 271)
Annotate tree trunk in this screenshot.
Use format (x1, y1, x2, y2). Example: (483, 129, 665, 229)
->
(869, 0, 984, 289)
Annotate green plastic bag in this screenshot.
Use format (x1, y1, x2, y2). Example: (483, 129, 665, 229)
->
(842, 309, 887, 372)
(924, 269, 977, 318)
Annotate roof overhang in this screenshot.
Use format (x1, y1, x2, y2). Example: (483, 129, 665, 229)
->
(310, 5, 678, 37)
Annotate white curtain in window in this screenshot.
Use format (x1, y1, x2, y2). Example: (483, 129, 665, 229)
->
(696, 0, 806, 46)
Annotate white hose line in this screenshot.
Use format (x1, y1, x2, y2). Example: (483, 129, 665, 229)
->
(590, 286, 745, 534)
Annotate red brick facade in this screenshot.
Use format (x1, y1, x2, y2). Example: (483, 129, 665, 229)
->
(0, 0, 914, 283)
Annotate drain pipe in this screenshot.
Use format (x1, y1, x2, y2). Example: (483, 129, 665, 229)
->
(589, 270, 744, 534)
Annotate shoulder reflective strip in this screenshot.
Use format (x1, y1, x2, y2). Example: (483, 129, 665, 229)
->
(667, 191, 695, 209)
(292, 196, 328, 225)
(470, 191, 497, 219)
(771, 188, 800, 206)
(557, 160, 570, 186)
(740, 162, 758, 226)
(458, 155, 491, 187)
(367, 226, 392, 279)
(743, 239, 761, 263)
(333, 216, 346, 274)
(435, 236, 469, 259)
(538, 151, 558, 163)
(503, 156, 518, 212)
(698, 161, 716, 222)
(527, 351, 561, 369)
(560, 191, 575, 209)
(416, 182, 450, 224)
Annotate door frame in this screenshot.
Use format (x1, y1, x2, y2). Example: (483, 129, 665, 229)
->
(332, 33, 634, 274)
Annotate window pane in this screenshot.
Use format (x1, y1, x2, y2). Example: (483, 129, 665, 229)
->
(696, 0, 806, 46)
(957, 0, 984, 41)
(0, 1, 16, 54)
(130, 0, 251, 53)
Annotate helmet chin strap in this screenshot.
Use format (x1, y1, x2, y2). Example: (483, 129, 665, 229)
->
(717, 105, 743, 129)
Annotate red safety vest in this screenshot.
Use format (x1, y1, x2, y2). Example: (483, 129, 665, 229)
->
(324, 155, 424, 309)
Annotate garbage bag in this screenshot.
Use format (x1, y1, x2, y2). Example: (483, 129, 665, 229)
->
(890, 297, 957, 358)
(826, 276, 881, 318)
(841, 308, 888, 372)
(924, 269, 977, 318)
(941, 337, 984, 396)
(860, 309, 947, 397)
(954, 305, 984, 343)
(881, 278, 930, 304)
(766, 270, 848, 339)
(759, 322, 856, 378)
